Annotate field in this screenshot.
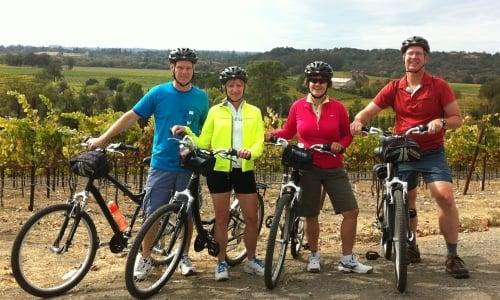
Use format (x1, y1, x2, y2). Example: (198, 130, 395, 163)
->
(0, 178, 499, 299)
(0, 64, 170, 90)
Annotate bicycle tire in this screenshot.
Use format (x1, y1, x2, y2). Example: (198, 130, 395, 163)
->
(381, 194, 393, 260)
(290, 215, 305, 259)
(226, 193, 265, 266)
(11, 204, 98, 297)
(393, 189, 408, 293)
(264, 193, 292, 289)
(125, 203, 187, 299)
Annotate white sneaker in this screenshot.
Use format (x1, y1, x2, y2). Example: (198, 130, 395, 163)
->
(179, 255, 196, 276)
(338, 254, 373, 274)
(307, 252, 321, 273)
(134, 254, 153, 280)
(243, 258, 265, 276)
(215, 261, 229, 281)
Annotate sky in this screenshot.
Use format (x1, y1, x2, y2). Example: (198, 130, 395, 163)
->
(1, 0, 499, 53)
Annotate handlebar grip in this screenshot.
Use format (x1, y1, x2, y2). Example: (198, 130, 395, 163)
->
(322, 144, 331, 151)
(361, 126, 370, 133)
(123, 144, 138, 151)
(419, 124, 429, 132)
(170, 126, 186, 138)
(227, 148, 238, 156)
(269, 136, 278, 143)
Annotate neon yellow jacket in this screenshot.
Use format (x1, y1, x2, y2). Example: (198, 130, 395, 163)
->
(185, 101, 264, 172)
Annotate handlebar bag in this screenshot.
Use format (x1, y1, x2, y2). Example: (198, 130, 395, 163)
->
(382, 137, 421, 163)
(181, 149, 215, 176)
(282, 145, 313, 170)
(70, 151, 111, 178)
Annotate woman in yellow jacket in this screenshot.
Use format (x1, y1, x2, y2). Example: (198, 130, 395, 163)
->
(172, 66, 264, 281)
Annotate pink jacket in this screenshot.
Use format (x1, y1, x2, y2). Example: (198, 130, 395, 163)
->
(273, 97, 353, 169)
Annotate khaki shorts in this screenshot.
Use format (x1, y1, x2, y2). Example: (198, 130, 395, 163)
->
(297, 166, 357, 217)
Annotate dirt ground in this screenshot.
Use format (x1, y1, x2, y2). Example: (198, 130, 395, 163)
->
(1, 179, 499, 299)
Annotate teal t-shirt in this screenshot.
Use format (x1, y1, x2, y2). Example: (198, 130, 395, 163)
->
(133, 82, 209, 172)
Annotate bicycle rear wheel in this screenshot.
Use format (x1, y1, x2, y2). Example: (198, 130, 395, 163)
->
(11, 204, 98, 297)
(226, 193, 265, 266)
(290, 215, 305, 259)
(125, 203, 187, 299)
(393, 189, 408, 293)
(264, 193, 292, 289)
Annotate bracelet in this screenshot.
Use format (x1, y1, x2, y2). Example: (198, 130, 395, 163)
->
(440, 118, 447, 129)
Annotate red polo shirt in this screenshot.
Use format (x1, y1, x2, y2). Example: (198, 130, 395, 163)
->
(273, 97, 353, 169)
(373, 72, 455, 152)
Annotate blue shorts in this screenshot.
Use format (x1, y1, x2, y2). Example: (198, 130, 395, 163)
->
(398, 145, 453, 191)
(143, 168, 191, 217)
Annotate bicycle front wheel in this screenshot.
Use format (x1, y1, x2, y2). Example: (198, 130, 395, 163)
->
(11, 204, 98, 297)
(393, 189, 408, 293)
(264, 193, 292, 289)
(226, 193, 265, 266)
(125, 203, 187, 299)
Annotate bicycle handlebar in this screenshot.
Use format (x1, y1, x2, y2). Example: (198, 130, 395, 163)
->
(361, 125, 428, 137)
(268, 136, 335, 156)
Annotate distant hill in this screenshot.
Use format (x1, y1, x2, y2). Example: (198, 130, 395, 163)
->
(1, 45, 499, 83)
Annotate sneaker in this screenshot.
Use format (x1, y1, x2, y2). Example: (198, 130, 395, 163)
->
(407, 244, 422, 264)
(179, 255, 196, 276)
(445, 254, 470, 279)
(215, 261, 229, 281)
(134, 254, 153, 281)
(307, 252, 321, 273)
(338, 254, 374, 274)
(243, 258, 265, 276)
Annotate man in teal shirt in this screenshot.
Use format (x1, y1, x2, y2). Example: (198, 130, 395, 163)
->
(88, 48, 209, 280)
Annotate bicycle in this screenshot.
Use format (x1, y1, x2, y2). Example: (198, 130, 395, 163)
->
(10, 141, 143, 298)
(363, 125, 427, 293)
(264, 137, 333, 289)
(124, 135, 264, 298)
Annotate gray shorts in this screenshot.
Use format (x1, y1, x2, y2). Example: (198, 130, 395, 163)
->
(298, 167, 358, 217)
(143, 168, 191, 217)
(399, 145, 453, 191)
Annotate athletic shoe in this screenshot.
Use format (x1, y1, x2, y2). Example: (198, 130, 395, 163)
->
(445, 254, 470, 279)
(134, 254, 153, 281)
(179, 255, 196, 276)
(338, 254, 373, 274)
(243, 258, 265, 276)
(307, 252, 321, 273)
(215, 261, 229, 281)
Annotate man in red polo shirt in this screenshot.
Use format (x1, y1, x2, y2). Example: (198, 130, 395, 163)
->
(350, 36, 469, 279)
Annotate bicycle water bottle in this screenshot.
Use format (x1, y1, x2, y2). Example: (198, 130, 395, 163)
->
(107, 201, 128, 232)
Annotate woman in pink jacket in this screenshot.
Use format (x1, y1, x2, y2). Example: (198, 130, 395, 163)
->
(266, 61, 372, 274)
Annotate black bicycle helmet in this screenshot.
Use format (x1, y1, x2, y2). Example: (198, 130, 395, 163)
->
(401, 36, 430, 54)
(219, 66, 248, 84)
(304, 61, 333, 79)
(168, 48, 198, 64)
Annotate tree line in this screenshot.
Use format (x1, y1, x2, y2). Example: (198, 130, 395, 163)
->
(1, 45, 500, 83)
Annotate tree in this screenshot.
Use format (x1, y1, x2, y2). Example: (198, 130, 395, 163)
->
(65, 57, 76, 70)
(85, 78, 99, 86)
(245, 60, 290, 114)
(104, 77, 125, 91)
(478, 78, 500, 115)
(37, 59, 64, 81)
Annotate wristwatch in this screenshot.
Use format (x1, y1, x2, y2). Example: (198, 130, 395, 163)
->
(440, 118, 447, 129)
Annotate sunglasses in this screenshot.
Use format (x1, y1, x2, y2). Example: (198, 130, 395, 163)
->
(309, 78, 329, 84)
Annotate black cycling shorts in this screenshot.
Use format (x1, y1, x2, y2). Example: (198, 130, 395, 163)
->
(206, 169, 257, 194)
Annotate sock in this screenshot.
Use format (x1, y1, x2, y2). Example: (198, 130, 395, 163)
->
(409, 231, 418, 248)
(446, 243, 457, 256)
